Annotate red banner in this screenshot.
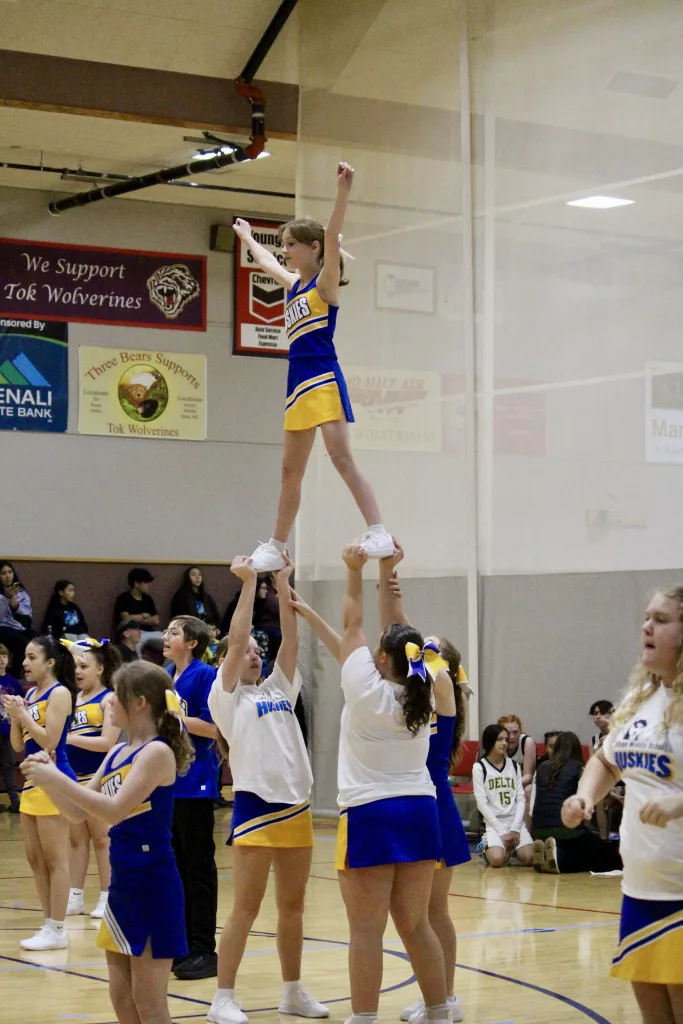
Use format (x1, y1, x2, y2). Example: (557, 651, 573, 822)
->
(233, 218, 288, 357)
(0, 238, 206, 331)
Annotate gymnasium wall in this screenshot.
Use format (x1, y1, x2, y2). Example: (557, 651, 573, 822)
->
(1, 186, 286, 562)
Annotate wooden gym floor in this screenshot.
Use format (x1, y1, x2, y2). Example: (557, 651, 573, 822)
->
(0, 809, 639, 1024)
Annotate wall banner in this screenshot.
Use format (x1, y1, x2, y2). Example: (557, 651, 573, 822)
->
(645, 361, 683, 464)
(79, 346, 206, 441)
(233, 218, 288, 357)
(0, 317, 68, 432)
(0, 238, 206, 330)
(346, 367, 442, 452)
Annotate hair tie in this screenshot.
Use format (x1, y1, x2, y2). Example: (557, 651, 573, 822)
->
(405, 640, 448, 682)
(456, 665, 468, 683)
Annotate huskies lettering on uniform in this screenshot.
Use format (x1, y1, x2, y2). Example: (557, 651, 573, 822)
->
(180, 698, 189, 717)
(74, 708, 89, 727)
(256, 698, 294, 719)
(284, 296, 311, 330)
(101, 772, 123, 798)
(27, 704, 41, 722)
(614, 749, 673, 779)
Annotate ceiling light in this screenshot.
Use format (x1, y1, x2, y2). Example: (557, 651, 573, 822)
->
(567, 196, 634, 209)
(255, 151, 271, 160)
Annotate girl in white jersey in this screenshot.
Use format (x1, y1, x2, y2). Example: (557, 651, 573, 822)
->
(472, 723, 534, 867)
(206, 554, 327, 1024)
(563, 587, 683, 1024)
(293, 544, 448, 1024)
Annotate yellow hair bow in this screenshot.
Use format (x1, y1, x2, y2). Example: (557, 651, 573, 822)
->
(405, 640, 448, 682)
(165, 689, 182, 716)
(60, 637, 106, 651)
(456, 665, 468, 683)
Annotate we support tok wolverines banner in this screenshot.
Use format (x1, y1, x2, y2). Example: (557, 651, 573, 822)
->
(79, 346, 207, 441)
(0, 317, 68, 432)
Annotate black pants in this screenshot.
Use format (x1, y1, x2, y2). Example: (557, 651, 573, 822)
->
(172, 799, 218, 956)
(0, 734, 19, 807)
(556, 830, 623, 874)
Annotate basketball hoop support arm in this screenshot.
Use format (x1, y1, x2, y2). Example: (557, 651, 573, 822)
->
(48, 0, 299, 215)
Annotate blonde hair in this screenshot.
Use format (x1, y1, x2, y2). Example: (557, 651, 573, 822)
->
(611, 586, 683, 732)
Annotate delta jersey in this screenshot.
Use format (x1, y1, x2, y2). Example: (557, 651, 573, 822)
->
(170, 659, 218, 800)
(285, 276, 339, 360)
(22, 684, 77, 791)
(603, 685, 683, 899)
(68, 689, 109, 779)
(472, 755, 524, 835)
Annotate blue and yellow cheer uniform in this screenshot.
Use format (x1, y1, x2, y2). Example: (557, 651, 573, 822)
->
(96, 739, 187, 960)
(284, 275, 354, 431)
(429, 714, 471, 868)
(68, 689, 109, 784)
(20, 684, 77, 816)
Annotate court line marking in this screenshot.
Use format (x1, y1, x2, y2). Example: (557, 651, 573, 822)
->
(308, 873, 621, 916)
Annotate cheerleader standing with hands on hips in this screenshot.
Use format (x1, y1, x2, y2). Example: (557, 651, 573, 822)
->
(63, 637, 122, 920)
(206, 552, 327, 1024)
(21, 660, 193, 1024)
(6, 635, 78, 951)
(233, 162, 395, 571)
(562, 586, 683, 1024)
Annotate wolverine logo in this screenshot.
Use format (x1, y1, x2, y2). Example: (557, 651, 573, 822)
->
(146, 264, 200, 319)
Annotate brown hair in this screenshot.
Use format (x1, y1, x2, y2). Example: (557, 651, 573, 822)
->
(438, 637, 466, 759)
(380, 623, 432, 735)
(112, 661, 194, 774)
(0, 643, 9, 660)
(612, 585, 683, 731)
(215, 636, 229, 663)
(78, 642, 122, 689)
(280, 217, 349, 286)
(170, 615, 210, 660)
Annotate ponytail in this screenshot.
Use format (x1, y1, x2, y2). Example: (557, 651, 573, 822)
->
(437, 637, 466, 761)
(379, 623, 433, 735)
(113, 661, 194, 775)
(32, 635, 77, 715)
(66, 638, 121, 688)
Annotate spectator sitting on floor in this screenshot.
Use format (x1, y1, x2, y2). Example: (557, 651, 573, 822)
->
(532, 730, 622, 875)
(41, 580, 89, 640)
(0, 644, 23, 812)
(472, 723, 534, 868)
(115, 620, 141, 663)
(170, 567, 220, 626)
(537, 730, 560, 767)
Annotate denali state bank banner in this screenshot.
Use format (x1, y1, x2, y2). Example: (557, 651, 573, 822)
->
(0, 318, 68, 432)
(233, 218, 288, 357)
(0, 238, 206, 331)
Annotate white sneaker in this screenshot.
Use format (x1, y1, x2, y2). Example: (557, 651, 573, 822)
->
(66, 892, 84, 916)
(279, 985, 330, 1018)
(207, 994, 249, 1024)
(359, 526, 395, 559)
(20, 925, 68, 951)
(249, 541, 286, 572)
(90, 894, 107, 919)
(401, 996, 463, 1023)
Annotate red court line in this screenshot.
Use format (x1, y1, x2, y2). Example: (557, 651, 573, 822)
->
(309, 873, 619, 916)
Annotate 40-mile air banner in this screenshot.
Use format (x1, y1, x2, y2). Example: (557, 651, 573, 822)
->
(0, 317, 68, 432)
(79, 346, 207, 441)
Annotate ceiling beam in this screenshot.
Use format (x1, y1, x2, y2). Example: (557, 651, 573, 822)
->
(0, 50, 298, 139)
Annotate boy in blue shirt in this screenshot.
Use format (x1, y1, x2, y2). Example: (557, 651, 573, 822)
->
(164, 616, 219, 979)
(0, 644, 23, 812)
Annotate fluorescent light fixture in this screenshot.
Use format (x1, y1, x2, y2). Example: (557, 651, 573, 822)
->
(255, 151, 271, 160)
(566, 196, 634, 209)
(192, 150, 219, 160)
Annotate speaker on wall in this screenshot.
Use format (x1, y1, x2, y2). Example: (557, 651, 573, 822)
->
(210, 224, 234, 253)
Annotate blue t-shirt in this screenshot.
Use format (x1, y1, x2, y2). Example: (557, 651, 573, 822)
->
(0, 674, 23, 737)
(169, 659, 218, 800)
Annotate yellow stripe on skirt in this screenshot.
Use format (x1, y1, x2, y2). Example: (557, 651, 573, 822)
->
(611, 906, 683, 984)
(20, 786, 61, 816)
(232, 800, 313, 848)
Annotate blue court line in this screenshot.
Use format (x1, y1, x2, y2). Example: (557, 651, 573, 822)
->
(456, 963, 612, 1024)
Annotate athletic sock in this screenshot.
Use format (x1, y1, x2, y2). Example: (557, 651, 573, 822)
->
(48, 919, 65, 932)
(269, 537, 286, 553)
(366, 524, 384, 532)
(426, 1004, 450, 1021)
(348, 1014, 377, 1024)
(99, 890, 108, 899)
(70, 888, 83, 897)
(216, 988, 235, 1000)
(282, 981, 302, 996)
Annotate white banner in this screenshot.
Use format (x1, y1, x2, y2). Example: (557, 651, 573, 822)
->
(346, 366, 441, 452)
(645, 361, 683, 464)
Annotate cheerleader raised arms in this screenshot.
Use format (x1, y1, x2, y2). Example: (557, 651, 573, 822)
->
(233, 162, 394, 572)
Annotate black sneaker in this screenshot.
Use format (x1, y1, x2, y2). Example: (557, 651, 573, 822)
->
(172, 956, 188, 970)
(173, 952, 217, 980)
